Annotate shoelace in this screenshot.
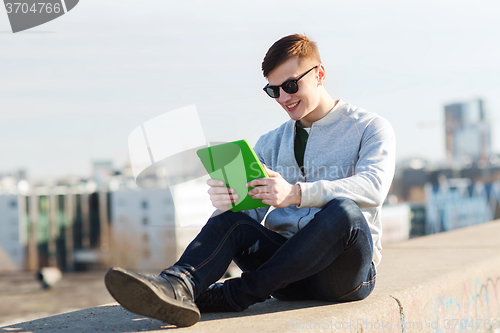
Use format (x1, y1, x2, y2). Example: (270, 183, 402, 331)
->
(196, 283, 235, 312)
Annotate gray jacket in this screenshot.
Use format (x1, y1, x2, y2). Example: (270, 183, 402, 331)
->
(245, 100, 396, 266)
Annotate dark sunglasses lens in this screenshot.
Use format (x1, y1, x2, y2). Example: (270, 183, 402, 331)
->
(266, 86, 279, 98)
(282, 81, 299, 94)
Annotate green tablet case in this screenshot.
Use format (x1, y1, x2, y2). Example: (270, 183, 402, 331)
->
(197, 140, 270, 212)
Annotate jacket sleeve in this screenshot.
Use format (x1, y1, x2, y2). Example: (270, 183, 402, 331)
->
(297, 117, 396, 209)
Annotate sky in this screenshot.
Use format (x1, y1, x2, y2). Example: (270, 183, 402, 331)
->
(1, 0, 500, 180)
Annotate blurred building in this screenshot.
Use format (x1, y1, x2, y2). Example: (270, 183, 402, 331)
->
(92, 160, 114, 186)
(379, 203, 411, 244)
(424, 179, 499, 234)
(109, 177, 212, 271)
(0, 169, 214, 273)
(390, 157, 500, 239)
(0, 194, 24, 270)
(445, 99, 491, 168)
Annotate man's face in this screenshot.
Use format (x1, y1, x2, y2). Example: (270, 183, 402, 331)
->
(266, 57, 321, 126)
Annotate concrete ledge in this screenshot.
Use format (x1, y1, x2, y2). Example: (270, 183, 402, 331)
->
(2, 220, 500, 332)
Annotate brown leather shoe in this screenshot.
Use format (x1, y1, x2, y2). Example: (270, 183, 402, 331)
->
(105, 267, 200, 327)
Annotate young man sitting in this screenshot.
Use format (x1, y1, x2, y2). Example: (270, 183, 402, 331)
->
(105, 34, 396, 327)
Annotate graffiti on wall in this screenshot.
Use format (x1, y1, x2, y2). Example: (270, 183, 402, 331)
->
(425, 180, 500, 235)
(431, 276, 500, 332)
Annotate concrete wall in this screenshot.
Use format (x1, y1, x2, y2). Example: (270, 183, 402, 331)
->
(3, 219, 500, 332)
(379, 221, 500, 333)
(401, 258, 500, 332)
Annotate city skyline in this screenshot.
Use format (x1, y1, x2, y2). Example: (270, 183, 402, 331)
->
(1, 0, 500, 180)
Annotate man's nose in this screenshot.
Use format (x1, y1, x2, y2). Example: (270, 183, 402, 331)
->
(278, 88, 291, 103)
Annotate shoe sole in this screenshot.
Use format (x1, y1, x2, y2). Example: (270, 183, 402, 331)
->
(104, 267, 200, 327)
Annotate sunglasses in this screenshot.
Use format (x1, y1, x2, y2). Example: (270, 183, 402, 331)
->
(263, 66, 318, 98)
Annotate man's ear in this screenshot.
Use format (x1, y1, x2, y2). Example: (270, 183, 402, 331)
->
(317, 64, 326, 85)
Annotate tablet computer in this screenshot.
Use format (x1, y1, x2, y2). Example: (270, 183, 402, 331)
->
(196, 140, 270, 212)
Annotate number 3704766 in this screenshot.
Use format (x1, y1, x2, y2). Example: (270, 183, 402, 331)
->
(5, 2, 62, 14)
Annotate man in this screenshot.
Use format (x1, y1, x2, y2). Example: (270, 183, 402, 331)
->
(105, 34, 396, 327)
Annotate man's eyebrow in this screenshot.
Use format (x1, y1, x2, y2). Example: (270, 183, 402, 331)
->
(269, 74, 300, 86)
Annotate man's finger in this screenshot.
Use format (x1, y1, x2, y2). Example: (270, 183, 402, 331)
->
(207, 179, 225, 187)
(248, 185, 269, 196)
(247, 178, 270, 188)
(262, 164, 278, 177)
(214, 196, 238, 205)
(208, 187, 235, 195)
(211, 193, 238, 204)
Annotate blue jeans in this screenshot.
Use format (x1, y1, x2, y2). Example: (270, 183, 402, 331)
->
(162, 197, 376, 311)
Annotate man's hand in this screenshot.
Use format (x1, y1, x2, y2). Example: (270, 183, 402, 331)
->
(247, 165, 301, 208)
(207, 179, 238, 211)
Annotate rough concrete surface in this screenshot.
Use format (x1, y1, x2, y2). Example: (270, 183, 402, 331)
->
(0, 271, 115, 327)
(1, 220, 500, 333)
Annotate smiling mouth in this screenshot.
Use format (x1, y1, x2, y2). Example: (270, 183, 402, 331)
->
(286, 101, 300, 109)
